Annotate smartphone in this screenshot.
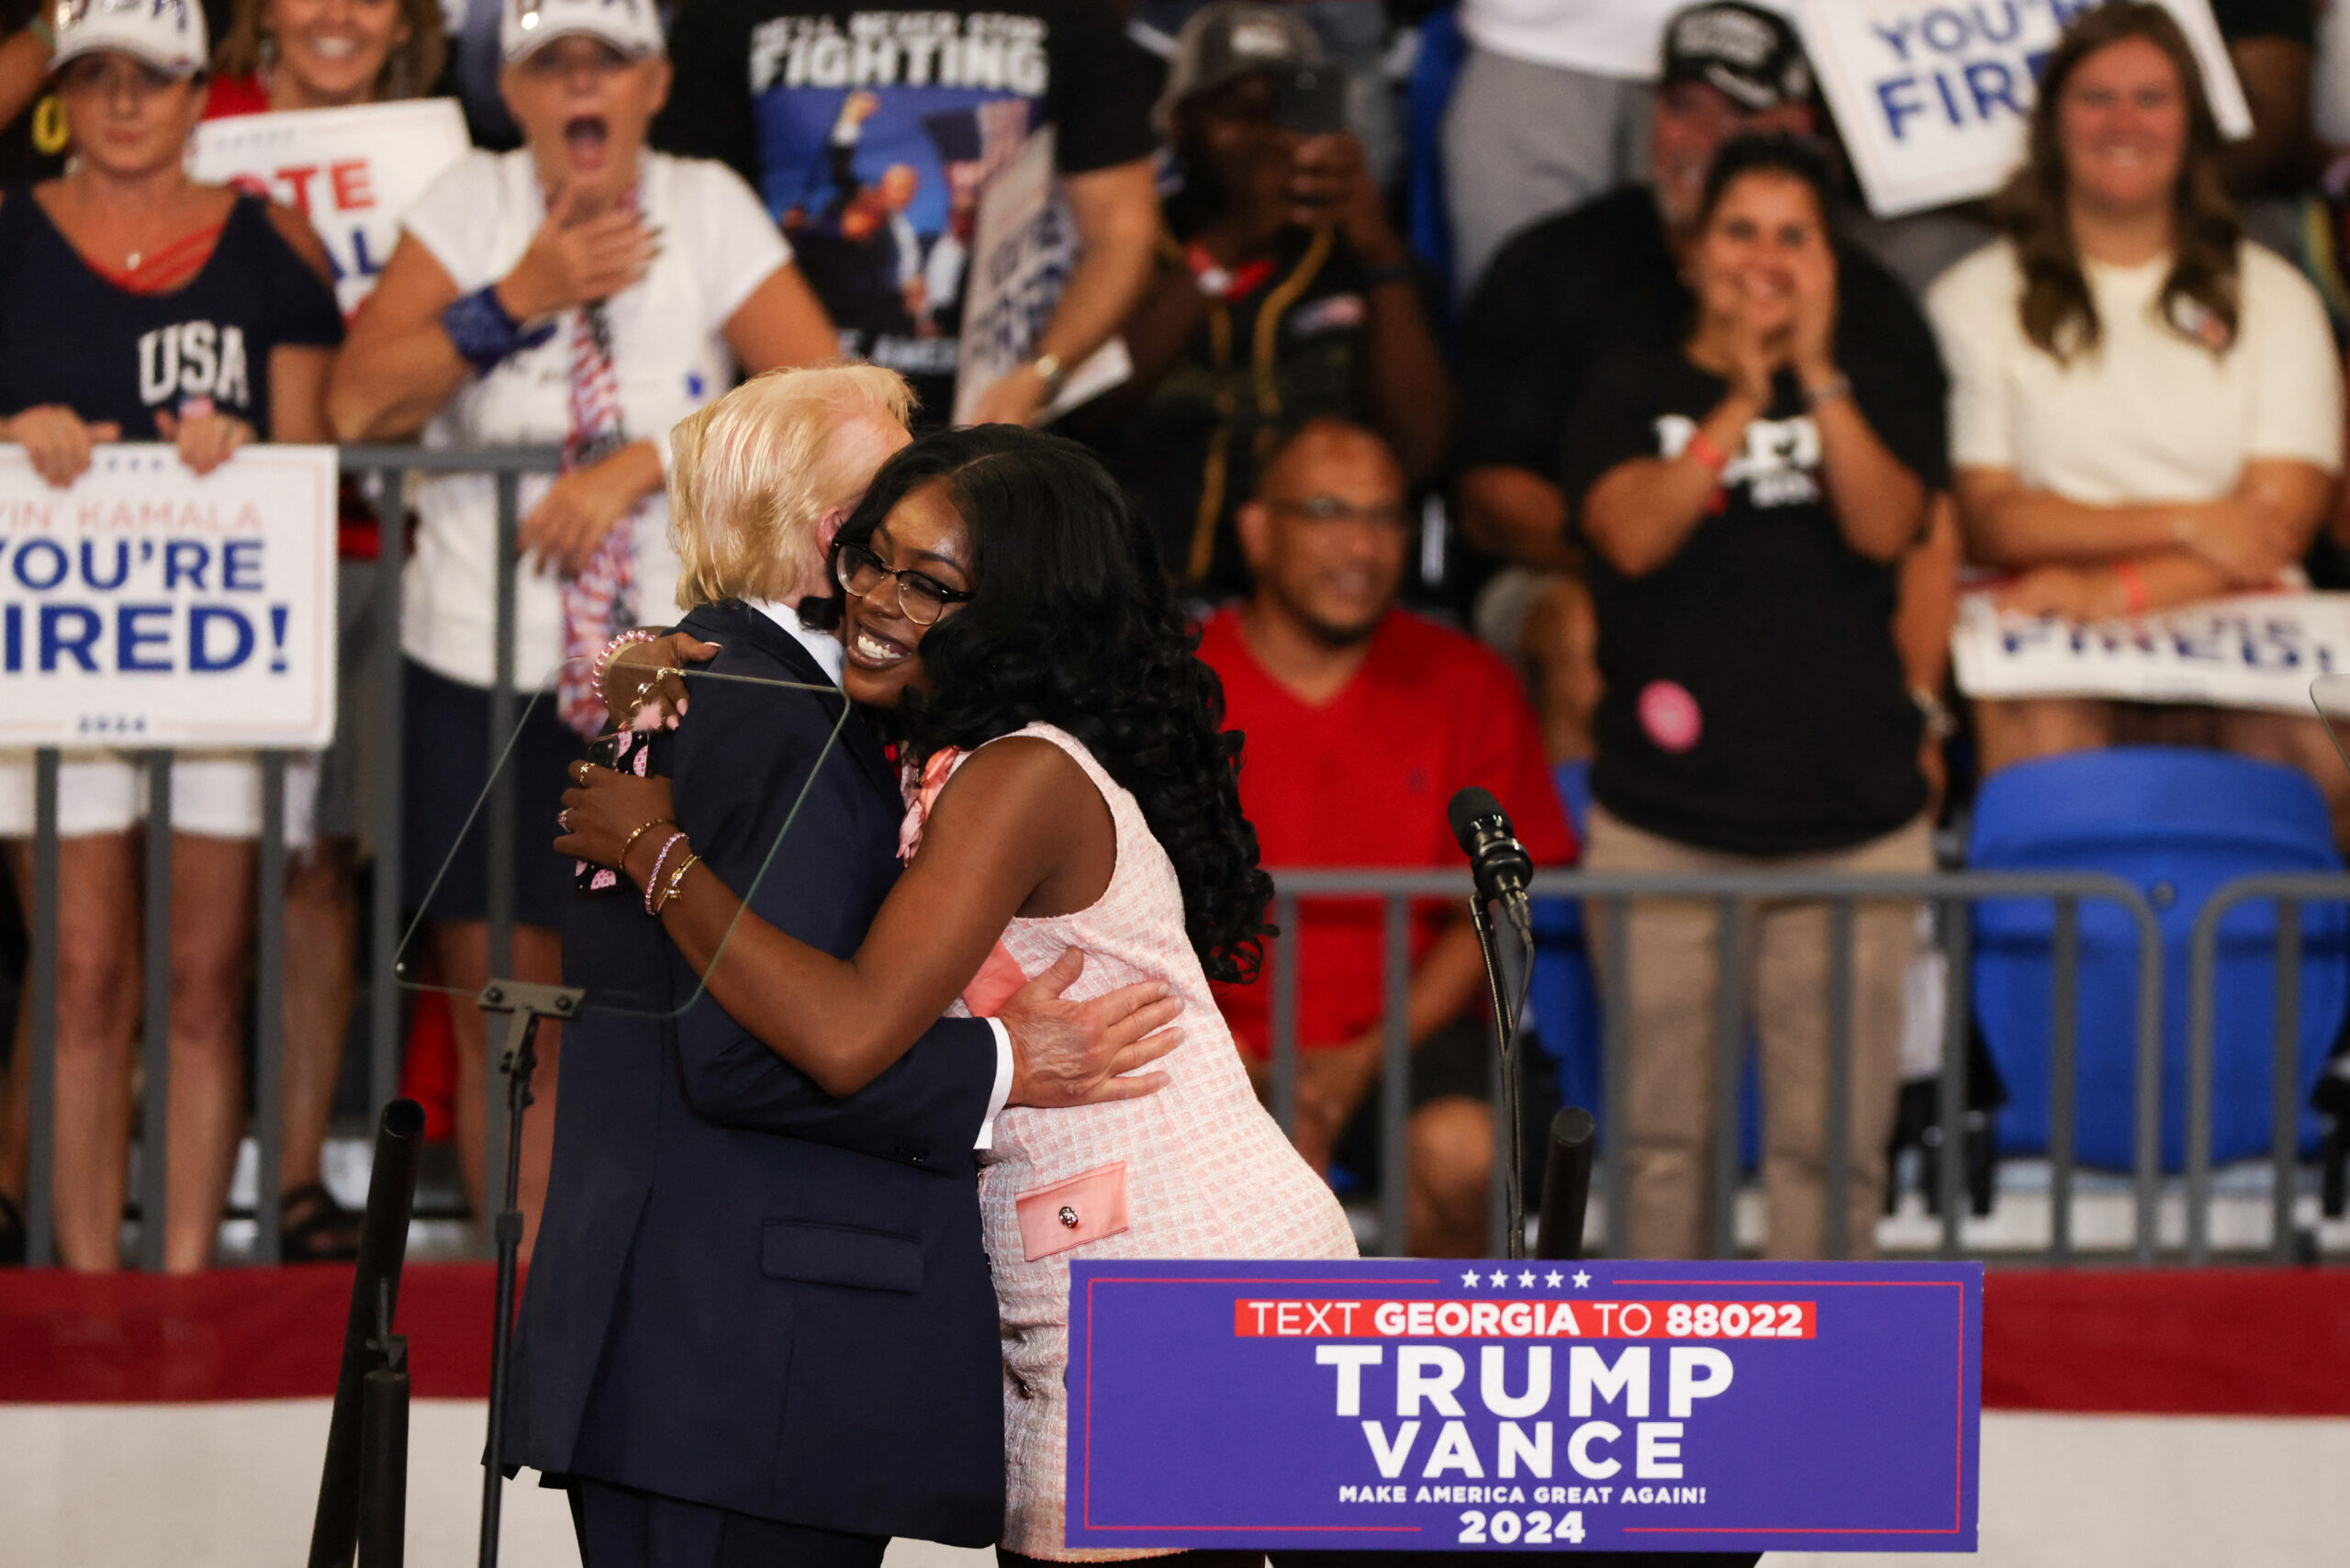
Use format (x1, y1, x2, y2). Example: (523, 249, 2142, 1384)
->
(1275, 67, 1348, 139)
(572, 727, 648, 895)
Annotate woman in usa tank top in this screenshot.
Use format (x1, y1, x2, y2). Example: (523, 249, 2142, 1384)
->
(561, 425, 1357, 1562)
(0, 2, 341, 1272)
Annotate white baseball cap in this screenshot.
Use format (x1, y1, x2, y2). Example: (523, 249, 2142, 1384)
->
(500, 0, 665, 66)
(49, 0, 210, 79)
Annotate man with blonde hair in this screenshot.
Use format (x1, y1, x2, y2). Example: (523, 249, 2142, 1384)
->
(667, 363, 915, 616)
(513, 365, 1181, 1564)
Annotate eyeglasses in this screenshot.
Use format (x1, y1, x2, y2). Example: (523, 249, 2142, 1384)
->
(834, 542, 975, 627)
(1270, 495, 1412, 532)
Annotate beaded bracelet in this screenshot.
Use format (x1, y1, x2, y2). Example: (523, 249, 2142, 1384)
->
(653, 852, 700, 915)
(595, 627, 663, 709)
(642, 831, 689, 915)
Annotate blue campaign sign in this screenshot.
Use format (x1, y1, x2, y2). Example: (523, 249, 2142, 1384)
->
(1065, 1259, 1980, 1553)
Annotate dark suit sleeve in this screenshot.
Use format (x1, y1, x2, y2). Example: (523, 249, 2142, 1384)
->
(662, 672, 997, 1169)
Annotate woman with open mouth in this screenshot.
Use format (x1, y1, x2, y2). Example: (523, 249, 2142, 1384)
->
(326, 0, 838, 1256)
(560, 425, 1360, 1563)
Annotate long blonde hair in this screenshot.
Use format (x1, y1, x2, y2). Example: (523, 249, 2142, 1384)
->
(668, 365, 915, 610)
(214, 0, 448, 102)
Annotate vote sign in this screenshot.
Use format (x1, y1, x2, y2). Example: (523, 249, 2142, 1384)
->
(0, 445, 338, 748)
(1796, 0, 2251, 217)
(1066, 1259, 1981, 1553)
(189, 99, 472, 318)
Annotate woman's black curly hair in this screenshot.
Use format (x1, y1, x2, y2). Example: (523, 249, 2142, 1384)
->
(805, 424, 1277, 983)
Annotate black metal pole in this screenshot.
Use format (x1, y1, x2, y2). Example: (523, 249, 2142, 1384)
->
(1535, 1107, 1598, 1262)
(478, 1003, 543, 1568)
(309, 1099, 426, 1568)
(359, 1274, 409, 1568)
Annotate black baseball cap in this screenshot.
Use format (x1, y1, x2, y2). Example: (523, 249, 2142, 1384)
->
(1154, 2, 1324, 130)
(1661, 3, 1813, 113)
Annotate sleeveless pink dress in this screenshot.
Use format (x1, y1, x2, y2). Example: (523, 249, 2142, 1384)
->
(905, 722, 1358, 1560)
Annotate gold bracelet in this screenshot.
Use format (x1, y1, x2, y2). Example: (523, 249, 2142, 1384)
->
(619, 816, 676, 867)
(653, 851, 699, 914)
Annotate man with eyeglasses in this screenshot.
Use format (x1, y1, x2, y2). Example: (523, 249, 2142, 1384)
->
(1195, 418, 1574, 1258)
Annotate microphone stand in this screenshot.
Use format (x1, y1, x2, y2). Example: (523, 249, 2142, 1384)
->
(476, 980, 584, 1568)
(1469, 893, 1529, 1260)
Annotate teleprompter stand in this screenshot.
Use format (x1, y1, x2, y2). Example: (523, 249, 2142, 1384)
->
(476, 979, 584, 1568)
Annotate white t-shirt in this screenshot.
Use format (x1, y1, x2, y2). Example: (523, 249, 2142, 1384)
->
(1928, 237, 2343, 505)
(399, 149, 791, 690)
(1459, 0, 1785, 81)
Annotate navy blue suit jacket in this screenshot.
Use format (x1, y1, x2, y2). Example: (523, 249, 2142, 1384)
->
(509, 599, 1005, 1545)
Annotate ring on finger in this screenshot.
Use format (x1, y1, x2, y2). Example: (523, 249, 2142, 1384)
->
(558, 808, 573, 832)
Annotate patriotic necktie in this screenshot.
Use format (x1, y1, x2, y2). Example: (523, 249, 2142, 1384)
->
(554, 194, 646, 737)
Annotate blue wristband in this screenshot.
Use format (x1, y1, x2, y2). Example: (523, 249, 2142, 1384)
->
(441, 286, 556, 375)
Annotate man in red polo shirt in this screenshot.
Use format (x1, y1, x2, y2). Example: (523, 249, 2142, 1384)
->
(1202, 418, 1576, 1257)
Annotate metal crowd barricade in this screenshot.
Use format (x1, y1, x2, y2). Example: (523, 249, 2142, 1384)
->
(2183, 872, 2350, 1264)
(9, 444, 2335, 1273)
(1263, 868, 2166, 1263)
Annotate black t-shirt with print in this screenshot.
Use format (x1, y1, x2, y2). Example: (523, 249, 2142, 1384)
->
(654, 0, 1156, 422)
(1558, 340, 1949, 857)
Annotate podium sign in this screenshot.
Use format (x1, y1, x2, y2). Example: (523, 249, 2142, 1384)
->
(0, 444, 338, 747)
(1066, 1259, 1980, 1553)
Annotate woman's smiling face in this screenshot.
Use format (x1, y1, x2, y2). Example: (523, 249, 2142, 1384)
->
(838, 479, 974, 709)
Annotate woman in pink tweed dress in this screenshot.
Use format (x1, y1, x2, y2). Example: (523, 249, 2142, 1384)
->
(563, 425, 1357, 1562)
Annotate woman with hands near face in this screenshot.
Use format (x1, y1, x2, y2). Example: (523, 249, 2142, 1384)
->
(1559, 131, 1950, 1263)
(327, 0, 838, 1246)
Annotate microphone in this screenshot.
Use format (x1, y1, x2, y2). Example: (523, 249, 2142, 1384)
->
(1447, 786, 1534, 935)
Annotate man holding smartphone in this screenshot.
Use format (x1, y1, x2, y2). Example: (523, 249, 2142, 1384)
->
(1069, 1, 1452, 599)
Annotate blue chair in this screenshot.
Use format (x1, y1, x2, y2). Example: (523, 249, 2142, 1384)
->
(1967, 747, 2347, 1170)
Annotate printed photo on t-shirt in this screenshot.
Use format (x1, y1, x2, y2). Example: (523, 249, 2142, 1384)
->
(743, 11, 1063, 378)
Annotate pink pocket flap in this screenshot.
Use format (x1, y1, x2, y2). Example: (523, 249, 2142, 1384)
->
(1014, 1161, 1131, 1262)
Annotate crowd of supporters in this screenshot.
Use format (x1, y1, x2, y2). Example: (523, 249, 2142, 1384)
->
(0, 0, 2346, 1270)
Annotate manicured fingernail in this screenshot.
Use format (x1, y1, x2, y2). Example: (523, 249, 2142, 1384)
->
(1158, 983, 1173, 998)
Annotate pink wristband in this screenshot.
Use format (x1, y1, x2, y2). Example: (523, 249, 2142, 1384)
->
(642, 830, 688, 915)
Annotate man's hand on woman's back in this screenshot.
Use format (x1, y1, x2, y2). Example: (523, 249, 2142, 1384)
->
(1000, 949, 1184, 1108)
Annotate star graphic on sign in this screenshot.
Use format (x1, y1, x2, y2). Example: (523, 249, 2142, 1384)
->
(1488, 1269, 1508, 1286)
(1517, 1271, 1536, 1287)
(1544, 1270, 1563, 1288)
(1572, 1270, 1592, 1288)
(1460, 1270, 1482, 1288)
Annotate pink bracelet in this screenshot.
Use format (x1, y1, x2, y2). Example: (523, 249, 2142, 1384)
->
(595, 627, 662, 708)
(642, 830, 689, 915)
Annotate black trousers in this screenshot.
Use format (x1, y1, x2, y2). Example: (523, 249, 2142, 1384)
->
(569, 1476, 889, 1568)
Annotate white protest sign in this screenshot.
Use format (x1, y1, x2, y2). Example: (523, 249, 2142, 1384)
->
(0, 445, 338, 747)
(1796, 0, 2252, 217)
(952, 126, 1128, 426)
(189, 98, 471, 316)
(1951, 588, 2349, 713)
